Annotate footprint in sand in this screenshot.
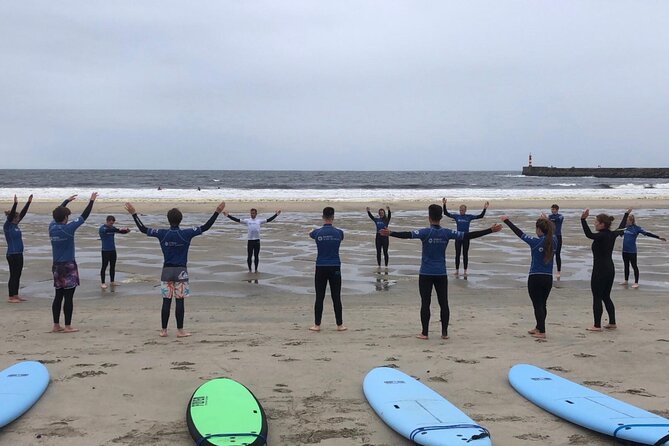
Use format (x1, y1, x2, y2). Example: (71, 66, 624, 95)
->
(69, 370, 107, 379)
(273, 384, 292, 393)
(573, 353, 596, 358)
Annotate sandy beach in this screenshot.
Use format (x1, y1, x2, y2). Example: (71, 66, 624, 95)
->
(2, 198, 669, 445)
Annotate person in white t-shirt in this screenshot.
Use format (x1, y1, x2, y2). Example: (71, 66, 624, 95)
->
(224, 208, 281, 272)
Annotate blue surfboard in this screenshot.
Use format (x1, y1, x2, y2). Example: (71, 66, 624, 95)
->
(509, 364, 669, 445)
(0, 361, 50, 428)
(363, 367, 492, 445)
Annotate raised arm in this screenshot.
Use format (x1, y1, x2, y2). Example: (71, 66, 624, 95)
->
(124, 202, 148, 234)
(366, 207, 376, 222)
(474, 201, 489, 219)
(386, 207, 391, 223)
(266, 210, 281, 223)
(442, 198, 455, 219)
(5, 197, 17, 222)
(17, 195, 33, 222)
(580, 209, 595, 239)
(79, 192, 98, 221)
(500, 216, 524, 239)
(199, 201, 226, 233)
(223, 211, 241, 223)
(61, 194, 78, 208)
(617, 209, 631, 230)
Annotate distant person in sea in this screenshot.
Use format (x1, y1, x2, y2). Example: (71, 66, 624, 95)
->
(4, 194, 32, 303)
(99, 216, 131, 289)
(548, 204, 564, 280)
(380, 204, 501, 340)
(224, 208, 281, 273)
(124, 201, 226, 337)
(50, 193, 98, 333)
(366, 206, 391, 267)
(308, 206, 346, 332)
(580, 208, 630, 332)
(501, 214, 556, 340)
(442, 198, 489, 277)
(618, 213, 666, 288)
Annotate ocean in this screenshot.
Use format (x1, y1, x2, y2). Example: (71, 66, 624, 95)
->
(1, 169, 669, 201)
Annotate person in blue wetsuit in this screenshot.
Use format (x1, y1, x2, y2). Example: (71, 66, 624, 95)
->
(581, 208, 629, 332)
(618, 214, 666, 288)
(501, 214, 557, 339)
(49, 193, 98, 333)
(309, 206, 346, 332)
(99, 216, 131, 289)
(125, 201, 226, 338)
(4, 194, 32, 303)
(380, 204, 501, 340)
(548, 204, 564, 280)
(366, 206, 391, 267)
(442, 198, 489, 277)
(224, 208, 281, 273)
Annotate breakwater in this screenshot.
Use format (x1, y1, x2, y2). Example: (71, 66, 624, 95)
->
(522, 166, 669, 179)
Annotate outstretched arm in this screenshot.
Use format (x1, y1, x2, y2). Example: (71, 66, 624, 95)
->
(464, 223, 502, 240)
(266, 210, 281, 223)
(223, 211, 241, 223)
(500, 216, 524, 239)
(199, 201, 226, 233)
(474, 201, 489, 219)
(379, 228, 411, 239)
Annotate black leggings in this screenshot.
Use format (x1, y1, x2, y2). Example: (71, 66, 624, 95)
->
(100, 250, 117, 283)
(161, 298, 185, 329)
(247, 240, 260, 271)
(527, 274, 552, 333)
(52, 287, 76, 325)
(591, 267, 616, 328)
(555, 235, 563, 272)
(418, 275, 449, 337)
(375, 236, 389, 266)
(454, 239, 471, 270)
(6, 253, 23, 296)
(622, 252, 639, 283)
(314, 266, 343, 326)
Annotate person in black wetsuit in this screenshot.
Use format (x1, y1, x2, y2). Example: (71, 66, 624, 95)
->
(4, 194, 32, 302)
(442, 198, 489, 277)
(366, 206, 391, 267)
(581, 208, 630, 332)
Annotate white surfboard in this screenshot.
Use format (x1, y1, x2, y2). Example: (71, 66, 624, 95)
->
(0, 361, 50, 428)
(509, 364, 669, 445)
(363, 367, 492, 445)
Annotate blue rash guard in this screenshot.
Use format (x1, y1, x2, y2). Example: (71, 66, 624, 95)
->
(621, 224, 660, 253)
(99, 225, 129, 251)
(49, 199, 94, 263)
(3, 201, 30, 255)
(309, 224, 344, 266)
(367, 209, 391, 234)
(504, 220, 557, 275)
(443, 206, 486, 232)
(548, 213, 564, 236)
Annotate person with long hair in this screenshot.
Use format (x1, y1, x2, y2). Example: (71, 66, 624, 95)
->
(619, 214, 666, 288)
(4, 194, 32, 302)
(366, 206, 391, 267)
(581, 208, 630, 332)
(501, 214, 556, 339)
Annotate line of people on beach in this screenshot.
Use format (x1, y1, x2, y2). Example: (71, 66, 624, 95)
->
(3, 194, 667, 340)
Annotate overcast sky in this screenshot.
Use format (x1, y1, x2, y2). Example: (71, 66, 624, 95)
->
(1, 1, 668, 170)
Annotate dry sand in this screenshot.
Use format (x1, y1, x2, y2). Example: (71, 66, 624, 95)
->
(1, 198, 669, 445)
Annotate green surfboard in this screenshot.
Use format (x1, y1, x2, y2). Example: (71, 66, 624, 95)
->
(187, 378, 268, 446)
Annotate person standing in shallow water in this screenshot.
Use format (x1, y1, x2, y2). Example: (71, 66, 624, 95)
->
(381, 204, 501, 340)
(548, 204, 564, 280)
(4, 194, 32, 303)
(367, 206, 391, 267)
(581, 208, 630, 332)
(49, 193, 98, 333)
(125, 201, 225, 338)
(442, 198, 489, 277)
(309, 206, 346, 332)
(619, 213, 666, 288)
(501, 214, 556, 340)
(224, 208, 281, 273)
(99, 215, 131, 289)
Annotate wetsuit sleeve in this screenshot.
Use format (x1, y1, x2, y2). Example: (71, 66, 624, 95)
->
(5, 202, 17, 222)
(131, 214, 148, 234)
(474, 208, 487, 219)
(581, 218, 595, 239)
(119, 228, 131, 234)
(464, 228, 493, 240)
(443, 205, 455, 219)
(639, 228, 660, 239)
(502, 219, 525, 239)
(199, 212, 221, 233)
(386, 209, 391, 224)
(226, 214, 241, 223)
(18, 201, 31, 222)
(80, 200, 95, 221)
(367, 210, 376, 222)
(388, 231, 412, 239)
(266, 213, 278, 223)
(618, 212, 629, 230)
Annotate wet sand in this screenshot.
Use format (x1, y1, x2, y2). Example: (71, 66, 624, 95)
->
(1, 199, 669, 445)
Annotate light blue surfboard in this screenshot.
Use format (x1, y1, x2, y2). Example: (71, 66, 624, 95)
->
(363, 367, 492, 445)
(509, 364, 669, 445)
(0, 361, 50, 428)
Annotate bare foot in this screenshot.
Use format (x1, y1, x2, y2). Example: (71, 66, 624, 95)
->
(619, 281, 628, 286)
(309, 325, 321, 332)
(555, 271, 561, 280)
(176, 330, 192, 337)
(52, 325, 64, 333)
(62, 326, 79, 333)
(100, 283, 108, 289)
(453, 271, 459, 277)
(336, 325, 347, 331)
(631, 283, 639, 289)
(463, 270, 468, 278)
(586, 326, 603, 332)
(604, 324, 617, 330)
(530, 332, 546, 339)
(441, 335, 449, 340)
(416, 334, 428, 340)
(16, 296, 27, 301)
(110, 282, 120, 287)
(527, 328, 539, 335)
(159, 329, 168, 337)
(8, 297, 24, 303)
